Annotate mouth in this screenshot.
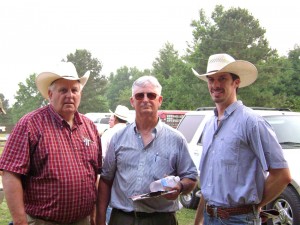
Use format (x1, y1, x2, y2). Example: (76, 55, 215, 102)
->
(211, 88, 224, 95)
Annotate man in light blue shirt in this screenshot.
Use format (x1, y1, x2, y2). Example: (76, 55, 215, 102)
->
(96, 75, 198, 225)
(192, 53, 291, 225)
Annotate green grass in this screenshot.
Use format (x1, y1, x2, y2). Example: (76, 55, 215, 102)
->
(0, 199, 11, 225)
(177, 208, 196, 225)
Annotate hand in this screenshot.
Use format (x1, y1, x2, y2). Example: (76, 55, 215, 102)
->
(163, 185, 181, 200)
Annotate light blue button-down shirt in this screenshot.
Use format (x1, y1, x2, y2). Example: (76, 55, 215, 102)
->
(101, 119, 198, 212)
(200, 101, 288, 207)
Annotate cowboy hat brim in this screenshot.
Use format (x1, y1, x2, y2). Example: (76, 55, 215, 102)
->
(109, 109, 128, 121)
(192, 60, 258, 88)
(36, 70, 90, 99)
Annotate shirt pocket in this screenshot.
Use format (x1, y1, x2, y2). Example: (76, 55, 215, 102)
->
(151, 153, 173, 180)
(215, 137, 240, 185)
(219, 137, 240, 165)
(83, 139, 99, 167)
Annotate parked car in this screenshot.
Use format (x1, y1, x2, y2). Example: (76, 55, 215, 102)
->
(126, 110, 188, 128)
(177, 107, 300, 224)
(0, 126, 6, 133)
(94, 116, 111, 135)
(158, 110, 188, 128)
(85, 112, 111, 135)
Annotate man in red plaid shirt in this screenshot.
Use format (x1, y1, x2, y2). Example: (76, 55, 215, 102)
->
(0, 62, 102, 225)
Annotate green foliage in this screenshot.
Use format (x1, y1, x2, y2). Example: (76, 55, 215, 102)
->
(0, 94, 11, 126)
(11, 73, 45, 123)
(106, 66, 146, 110)
(188, 5, 275, 69)
(66, 49, 109, 113)
(152, 43, 212, 110)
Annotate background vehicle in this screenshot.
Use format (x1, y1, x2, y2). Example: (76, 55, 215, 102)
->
(85, 112, 111, 135)
(127, 110, 188, 128)
(0, 126, 6, 133)
(177, 107, 300, 224)
(158, 110, 188, 128)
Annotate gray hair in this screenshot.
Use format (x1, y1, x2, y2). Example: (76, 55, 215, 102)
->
(131, 75, 162, 96)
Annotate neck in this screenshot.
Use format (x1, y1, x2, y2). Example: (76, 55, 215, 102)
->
(215, 99, 237, 118)
(62, 114, 75, 127)
(136, 116, 158, 133)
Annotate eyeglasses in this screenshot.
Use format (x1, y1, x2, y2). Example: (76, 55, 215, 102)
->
(134, 92, 158, 100)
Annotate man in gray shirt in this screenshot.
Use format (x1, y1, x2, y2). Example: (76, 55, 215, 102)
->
(96, 75, 198, 225)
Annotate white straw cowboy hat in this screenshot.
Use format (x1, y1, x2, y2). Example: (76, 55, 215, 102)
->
(36, 62, 90, 99)
(192, 53, 258, 88)
(109, 105, 129, 121)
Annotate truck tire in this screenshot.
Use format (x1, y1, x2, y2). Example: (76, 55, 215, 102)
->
(179, 187, 200, 209)
(266, 186, 300, 225)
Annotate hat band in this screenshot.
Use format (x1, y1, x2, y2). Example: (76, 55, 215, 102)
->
(207, 70, 218, 73)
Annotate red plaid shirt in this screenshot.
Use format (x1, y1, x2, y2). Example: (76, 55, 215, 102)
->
(0, 105, 102, 223)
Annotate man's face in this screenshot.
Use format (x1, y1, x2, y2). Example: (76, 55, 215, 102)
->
(48, 79, 82, 118)
(207, 72, 240, 105)
(130, 84, 162, 116)
(109, 115, 115, 128)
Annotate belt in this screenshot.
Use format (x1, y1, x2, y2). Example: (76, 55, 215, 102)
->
(112, 208, 174, 218)
(27, 214, 89, 225)
(206, 204, 254, 219)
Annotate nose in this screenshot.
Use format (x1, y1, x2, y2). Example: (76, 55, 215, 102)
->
(209, 79, 221, 88)
(65, 89, 74, 97)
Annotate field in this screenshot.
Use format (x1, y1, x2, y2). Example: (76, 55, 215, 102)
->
(0, 136, 196, 225)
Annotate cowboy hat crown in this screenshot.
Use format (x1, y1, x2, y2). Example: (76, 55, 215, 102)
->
(36, 61, 90, 99)
(109, 105, 129, 121)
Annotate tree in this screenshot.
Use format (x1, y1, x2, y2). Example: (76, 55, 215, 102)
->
(152, 43, 209, 110)
(0, 93, 11, 127)
(11, 73, 44, 123)
(65, 49, 109, 113)
(105, 66, 147, 110)
(186, 5, 278, 107)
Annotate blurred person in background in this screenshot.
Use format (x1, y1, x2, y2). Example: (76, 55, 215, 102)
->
(100, 105, 129, 225)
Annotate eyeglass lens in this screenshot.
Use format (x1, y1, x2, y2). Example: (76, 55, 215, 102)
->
(134, 92, 157, 100)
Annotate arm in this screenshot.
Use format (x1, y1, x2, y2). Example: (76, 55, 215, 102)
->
(96, 177, 113, 225)
(194, 196, 205, 225)
(164, 178, 197, 200)
(180, 177, 197, 195)
(90, 176, 100, 225)
(2, 171, 28, 225)
(257, 168, 291, 210)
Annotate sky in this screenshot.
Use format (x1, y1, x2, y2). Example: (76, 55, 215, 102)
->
(0, 0, 299, 106)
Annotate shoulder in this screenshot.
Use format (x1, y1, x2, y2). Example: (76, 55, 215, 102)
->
(17, 105, 50, 126)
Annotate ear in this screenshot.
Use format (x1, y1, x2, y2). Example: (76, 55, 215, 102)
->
(130, 97, 134, 108)
(158, 95, 163, 108)
(235, 78, 241, 87)
(48, 89, 52, 100)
